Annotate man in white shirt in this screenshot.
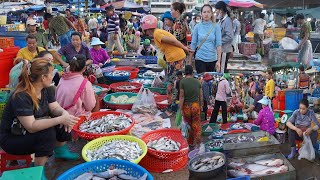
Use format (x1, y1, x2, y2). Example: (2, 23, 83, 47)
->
(252, 13, 266, 56)
(88, 14, 98, 37)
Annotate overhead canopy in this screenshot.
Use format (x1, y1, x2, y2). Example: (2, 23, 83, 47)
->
(258, 0, 318, 8)
(296, 7, 320, 19)
(271, 62, 300, 72)
(101, 1, 150, 13)
(209, 0, 263, 8)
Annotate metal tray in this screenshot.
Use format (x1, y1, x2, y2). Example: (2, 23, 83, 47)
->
(113, 58, 145, 67)
(223, 131, 280, 157)
(226, 153, 296, 180)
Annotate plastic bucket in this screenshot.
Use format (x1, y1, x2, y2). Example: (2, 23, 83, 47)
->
(188, 148, 199, 159)
(285, 90, 303, 111)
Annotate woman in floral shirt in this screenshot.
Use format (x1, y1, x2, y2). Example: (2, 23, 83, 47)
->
(171, 2, 189, 45)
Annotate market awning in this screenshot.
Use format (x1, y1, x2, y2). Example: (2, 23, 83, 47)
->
(305, 67, 320, 74)
(271, 62, 300, 72)
(209, 0, 263, 8)
(297, 7, 320, 19)
(100, 1, 150, 13)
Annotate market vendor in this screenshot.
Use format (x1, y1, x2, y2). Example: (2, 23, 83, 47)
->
(27, 19, 48, 50)
(298, 65, 310, 99)
(14, 34, 45, 64)
(179, 65, 202, 147)
(253, 96, 275, 135)
(141, 15, 192, 110)
(265, 69, 275, 100)
(89, 37, 111, 67)
(123, 24, 139, 51)
(0, 59, 79, 179)
(56, 54, 99, 117)
(137, 39, 157, 56)
(286, 99, 319, 159)
(296, 14, 313, 66)
(53, 32, 92, 68)
(243, 89, 263, 118)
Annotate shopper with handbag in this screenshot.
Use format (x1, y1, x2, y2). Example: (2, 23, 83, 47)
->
(190, 4, 222, 74)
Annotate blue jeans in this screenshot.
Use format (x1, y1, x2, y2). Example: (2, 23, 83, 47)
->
(59, 30, 73, 47)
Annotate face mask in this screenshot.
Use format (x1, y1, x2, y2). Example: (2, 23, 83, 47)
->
(196, 19, 201, 23)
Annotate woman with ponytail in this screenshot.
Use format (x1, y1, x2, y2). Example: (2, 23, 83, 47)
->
(171, 2, 189, 45)
(0, 59, 79, 179)
(215, 1, 233, 73)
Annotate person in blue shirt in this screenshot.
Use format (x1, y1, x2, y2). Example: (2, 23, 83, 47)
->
(312, 80, 320, 97)
(190, 4, 222, 74)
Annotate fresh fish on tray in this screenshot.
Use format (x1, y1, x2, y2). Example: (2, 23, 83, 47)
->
(86, 140, 143, 161)
(209, 130, 228, 138)
(206, 139, 224, 149)
(147, 137, 181, 152)
(118, 85, 138, 90)
(228, 158, 288, 178)
(224, 135, 259, 144)
(191, 155, 225, 171)
(108, 71, 130, 76)
(79, 114, 133, 134)
(142, 70, 158, 78)
(74, 168, 148, 180)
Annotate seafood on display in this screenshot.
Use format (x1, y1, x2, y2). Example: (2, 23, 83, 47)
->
(74, 168, 147, 180)
(147, 137, 181, 152)
(230, 123, 245, 130)
(191, 155, 225, 171)
(86, 140, 143, 161)
(142, 70, 158, 78)
(224, 135, 259, 144)
(131, 79, 153, 85)
(206, 139, 224, 149)
(209, 130, 228, 138)
(118, 85, 138, 90)
(110, 95, 137, 104)
(228, 158, 288, 178)
(132, 104, 158, 115)
(79, 114, 133, 134)
(108, 71, 130, 76)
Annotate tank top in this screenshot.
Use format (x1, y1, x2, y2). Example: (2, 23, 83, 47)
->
(299, 73, 310, 89)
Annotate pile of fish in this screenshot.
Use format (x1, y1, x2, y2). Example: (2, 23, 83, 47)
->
(147, 137, 181, 152)
(206, 139, 224, 150)
(142, 70, 158, 78)
(190, 155, 225, 171)
(110, 95, 137, 104)
(86, 140, 143, 161)
(79, 114, 133, 134)
(108, 71, 130, 77)
(209, 130, 228, 138)
(131, 79, 153, 85)
(228, 158, 289, 178)
(74, 168, 147, 180)
(132, 104, 158, 115)
(118, 85, 138, 90)
(224, 135, 259, 144)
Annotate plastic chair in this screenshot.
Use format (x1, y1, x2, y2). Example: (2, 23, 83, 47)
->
(296, 140, 303, 151)
(0, 150, 32, 174)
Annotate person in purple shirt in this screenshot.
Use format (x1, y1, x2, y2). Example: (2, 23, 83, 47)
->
(89, 37, 111, 67)
(253, 96, 275, 135)
(54, 32, 93, 68)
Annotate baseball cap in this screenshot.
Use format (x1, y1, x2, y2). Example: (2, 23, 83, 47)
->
(27, 19, 37, 26)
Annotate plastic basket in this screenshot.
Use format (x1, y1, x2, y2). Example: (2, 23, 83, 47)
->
(1, 166, 44, 180)
(82, 135, 147, 164)
(114, 66, 140, 79)
(101, 65, 116, 73)
(285, 90, 303, 111)
(148, 83, 168, 95)
(139, 151, 188, 173)
(104, 72, 131, 81)
(154, 95, 168, 110)
(103, 92, 137, 110)
(0, 37, 14, 49)
(57, 159, 154, 180)
(110, 82, 142, 93)
(141, 129, 189, 160)
(137, 56, 158, 64)
(239, 42, 257, 56)
(227, 176, 250, 180)
(73, 111, 135, 140)
(202, 123, 220, 136)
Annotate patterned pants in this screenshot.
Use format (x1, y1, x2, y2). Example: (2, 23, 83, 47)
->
(166, 59, 184, 106)
(182, 102, 201, 146)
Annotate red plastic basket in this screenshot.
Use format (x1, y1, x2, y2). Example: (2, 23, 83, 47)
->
(154, 95, 168, 110)
(110, 82, 142, 93)
(73, 111, 135, 140)
(0, 37, 14, 49)
(139, 151, 188, 173)
(140, 129, 189, 160)
(278, 90, 285, 101)
(114, 66, 139, 79)
(239, 42, 257, 56)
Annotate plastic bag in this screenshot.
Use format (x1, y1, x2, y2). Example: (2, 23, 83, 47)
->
(279, 37, 299, 50)
(9, 61, 24, 89)
(157, 51, 167, 69)
(181, 119, 190, 139)
(175, 108, 182, 127)
(298, 132, 315, 161)
(132, 88, 158, 114)
(151, 75, 164, 88)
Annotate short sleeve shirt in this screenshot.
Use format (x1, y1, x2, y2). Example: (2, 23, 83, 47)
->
(300, 22, 311, 40)
(15, 47, 46, 61)
(49, 16, 69, 36)
(58, 43, 91, 63)
(0, 87, 56, 134)
(180, 78, 201, 103)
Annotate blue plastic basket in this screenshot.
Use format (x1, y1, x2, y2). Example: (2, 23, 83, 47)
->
(57, 159, 154, 180)
(104, 72, 131, 81)
(285, 90, 303, 111)
(227, 176, 250, 180)
(137, 56, 158, 64)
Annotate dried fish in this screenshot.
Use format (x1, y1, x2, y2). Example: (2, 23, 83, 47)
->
(206, 139, 224, 149)
(224, 135, 258, 144)
(147, 137, 181, 152)
(86, 140, 143, 161)
(79, 114, 133, 134)
(108, 71, 130, 77)
(74, 172, 93, 180)
(191, 155, 225, 171)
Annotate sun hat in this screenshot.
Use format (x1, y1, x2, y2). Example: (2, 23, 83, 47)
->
(143, 39, 151, 46)
(27, 19, 37, 26)
(203, 73, 213, 81)
(258, 96, 270, 106)
(91, 37, 104, 46)
(162, 11, 174, 22)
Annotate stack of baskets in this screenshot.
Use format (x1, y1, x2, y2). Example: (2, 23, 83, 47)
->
(139, 129, 189, 172)
(0, 47, 19, 88)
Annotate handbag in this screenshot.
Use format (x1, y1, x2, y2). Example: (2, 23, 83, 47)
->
(64, 78, 88, 110)
(194, 24, 215, 58)
(11, 118, 26, 136)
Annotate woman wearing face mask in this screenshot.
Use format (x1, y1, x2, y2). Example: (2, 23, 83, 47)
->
(190, 4, 222, 74)
(215, 1, 233, 73)
(171, 2, 189, 45)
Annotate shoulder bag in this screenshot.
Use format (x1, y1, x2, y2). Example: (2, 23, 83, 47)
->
(194, 24, 215, 59)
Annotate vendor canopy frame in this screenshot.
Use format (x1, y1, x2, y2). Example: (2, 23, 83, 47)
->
(101, 1, 150, 14)
(209, 0, 263, 8)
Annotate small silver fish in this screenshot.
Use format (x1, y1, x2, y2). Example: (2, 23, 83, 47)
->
(147, 137, 181, 152)
(74, 172, 93, 180)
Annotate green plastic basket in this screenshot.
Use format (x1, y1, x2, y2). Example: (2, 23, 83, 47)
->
(148, 83, 168, 95)
(201, 123, 220, 136)
(0, 166, 44, 180)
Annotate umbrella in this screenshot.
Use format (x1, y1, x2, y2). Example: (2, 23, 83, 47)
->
(210, 0, 263, 8)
